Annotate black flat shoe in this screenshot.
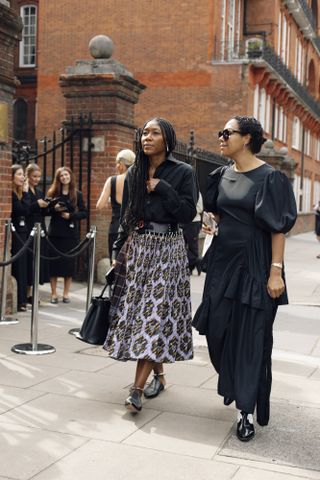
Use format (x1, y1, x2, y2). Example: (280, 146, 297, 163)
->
(223, 397, 233, 406)
(144, 374, 165, 399)
(125, 388, 142, 413)
(237, 411, 255, 442)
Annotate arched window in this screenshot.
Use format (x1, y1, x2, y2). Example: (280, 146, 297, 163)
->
(308, 59, 316, 96)
(13, 99, 28, 141)
(311, 0, 318, 28)
(19, 5, 37, 67)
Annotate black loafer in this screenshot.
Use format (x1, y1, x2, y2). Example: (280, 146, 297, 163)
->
(237, 411, 255, 442)
(144, 375, 165, 399)
(224, 397, 233, 406)
(125, 389, 142, 413)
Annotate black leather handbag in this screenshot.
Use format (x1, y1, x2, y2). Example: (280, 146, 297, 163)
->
(77, 268, 114, 345)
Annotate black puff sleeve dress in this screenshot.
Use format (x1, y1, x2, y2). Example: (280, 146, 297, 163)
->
(193, 163, 297, 426)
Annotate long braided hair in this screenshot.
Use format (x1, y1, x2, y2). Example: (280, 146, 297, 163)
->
(124, 117, 177, 233)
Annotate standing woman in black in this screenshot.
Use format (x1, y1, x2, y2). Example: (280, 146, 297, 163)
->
(46, 167, 87, 303)
(104, 118, 198, 413)
(25, 163, 50, 303)
(193, 116, 297, 441)
(11, 164, 30, 311)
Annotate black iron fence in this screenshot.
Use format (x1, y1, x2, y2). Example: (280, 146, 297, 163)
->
(12, 113, 93, 233)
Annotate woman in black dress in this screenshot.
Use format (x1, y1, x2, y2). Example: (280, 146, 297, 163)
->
(25, 163, 50, 302)
(11, 164, 30, 311)
(193, 116, 297, 441)
(104, 118, 198, 413)
(47, 167, 87, 303)
(96, 149, 135, 262)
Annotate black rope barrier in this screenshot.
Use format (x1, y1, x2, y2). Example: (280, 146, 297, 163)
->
(0, 232, 35, 267)
(44, 234, 93, 259)
(10, 227, 93, 261)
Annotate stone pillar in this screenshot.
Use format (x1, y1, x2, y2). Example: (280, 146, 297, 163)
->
(0, 2, 22, 308)
(257, 140, 296, 181)
(59, 36, 145, 272)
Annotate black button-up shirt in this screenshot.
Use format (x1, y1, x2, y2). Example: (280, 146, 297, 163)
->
(113, 154, 198, 257)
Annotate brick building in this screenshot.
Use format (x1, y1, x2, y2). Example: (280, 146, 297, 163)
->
(13, 0, 320, 227)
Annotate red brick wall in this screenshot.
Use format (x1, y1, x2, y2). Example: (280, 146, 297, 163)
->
(36, 0, 228, 149)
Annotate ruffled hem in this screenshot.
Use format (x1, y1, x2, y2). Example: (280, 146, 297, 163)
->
(192, 265, 268, 335)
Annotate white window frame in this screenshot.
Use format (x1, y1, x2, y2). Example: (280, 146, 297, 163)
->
(292, 116, 301, 150)
(303, 177, 311, 213)
(281, 15, 287, 63)
(265, 95, 271, 134)
(19, 4, 37, 68)
(314, 180, 320, 205)
(304, 129, 311, 156)
(316, 139, 320, 161)
(258, 88, 266, 129)
(293, 174, 301, 212)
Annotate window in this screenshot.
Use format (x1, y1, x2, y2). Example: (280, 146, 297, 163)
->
(19, 5, 37, 67)
(316, 139, 320, 161)
(303, 177, 311, 212)
(314, 180, 320, 207)
(13, 99, 28, 141)
(304, 129, 311, 156)
(292, 116, 301, 150)
(295, 38, 303, 83)
(293, 174, 301, 212)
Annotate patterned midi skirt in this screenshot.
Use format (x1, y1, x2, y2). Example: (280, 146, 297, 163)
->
(104, 231, 193, 363)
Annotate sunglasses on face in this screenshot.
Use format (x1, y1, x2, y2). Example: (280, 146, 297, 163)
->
(218, 129, 241, 140)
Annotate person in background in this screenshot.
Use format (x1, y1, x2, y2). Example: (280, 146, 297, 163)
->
(11, 165, 30, 312)
(46, 167, 87, 304)
(25, 163, 49, 303)
(96, 149, 135, 262)
(182, 192, 203, 275)
(193, 116, 297, 442)
(104, 117, 198, 413)
(313, 200, 320, 258)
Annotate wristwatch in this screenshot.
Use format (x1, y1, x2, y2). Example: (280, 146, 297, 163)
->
(271, 262, 283, 269)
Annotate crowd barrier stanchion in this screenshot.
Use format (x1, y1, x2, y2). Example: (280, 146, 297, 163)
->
(86, 225, 97, 312)
(69, 226, 96, 336)
(12, 223, 55, 355)
(0, 219, 19, 325)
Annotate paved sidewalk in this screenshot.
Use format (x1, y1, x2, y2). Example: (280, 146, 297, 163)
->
(0, 232, 319, 480)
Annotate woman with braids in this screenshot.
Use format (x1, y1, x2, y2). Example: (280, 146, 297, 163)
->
(11, 164, 31, 311)
(46, 167, 87, 304)
(25, 163, 50, 303)
(104, 117, 198, 413)
(193, 116, 297, 442)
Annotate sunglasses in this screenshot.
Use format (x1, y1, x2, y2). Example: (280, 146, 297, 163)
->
(218, 129, 241, 140)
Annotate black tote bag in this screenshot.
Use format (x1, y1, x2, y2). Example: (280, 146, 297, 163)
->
(77, 268, 114, 345)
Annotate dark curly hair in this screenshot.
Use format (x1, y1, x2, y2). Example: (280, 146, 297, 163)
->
(233, 115, 267, 154)
(124, 117, 177, 232)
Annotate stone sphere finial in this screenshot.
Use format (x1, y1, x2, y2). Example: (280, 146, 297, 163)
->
(89, 35, 114, 59)
(264, 139, 274, 149)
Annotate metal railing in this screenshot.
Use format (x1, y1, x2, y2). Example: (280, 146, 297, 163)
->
(212, 39, 320, 119)
(298, 0, 317, 31)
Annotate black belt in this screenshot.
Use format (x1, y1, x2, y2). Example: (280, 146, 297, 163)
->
(137, 222, 179, 235)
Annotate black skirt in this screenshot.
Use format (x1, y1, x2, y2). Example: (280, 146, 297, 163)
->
(11, 231, 28, 306)
(48, 237, 77, 277)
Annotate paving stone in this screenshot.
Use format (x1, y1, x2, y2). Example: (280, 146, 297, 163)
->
(0, 385, 44, 414)
(144, 384, 235, 423)
(30, 440, 238, 480)
(0, 422, 86, 480)
(124, 411, 233, 459)
(0, 356, 67, 388)
(233, 466, 313, 480)
(272, 371, 320, 406)
(0, 393, 160, 442)
(219, 403, 320, 471)
(28, 369, 134, 404)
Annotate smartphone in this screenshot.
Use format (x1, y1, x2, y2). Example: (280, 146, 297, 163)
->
(105, 266, 115, 285)
(203, 211, 215, 230)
